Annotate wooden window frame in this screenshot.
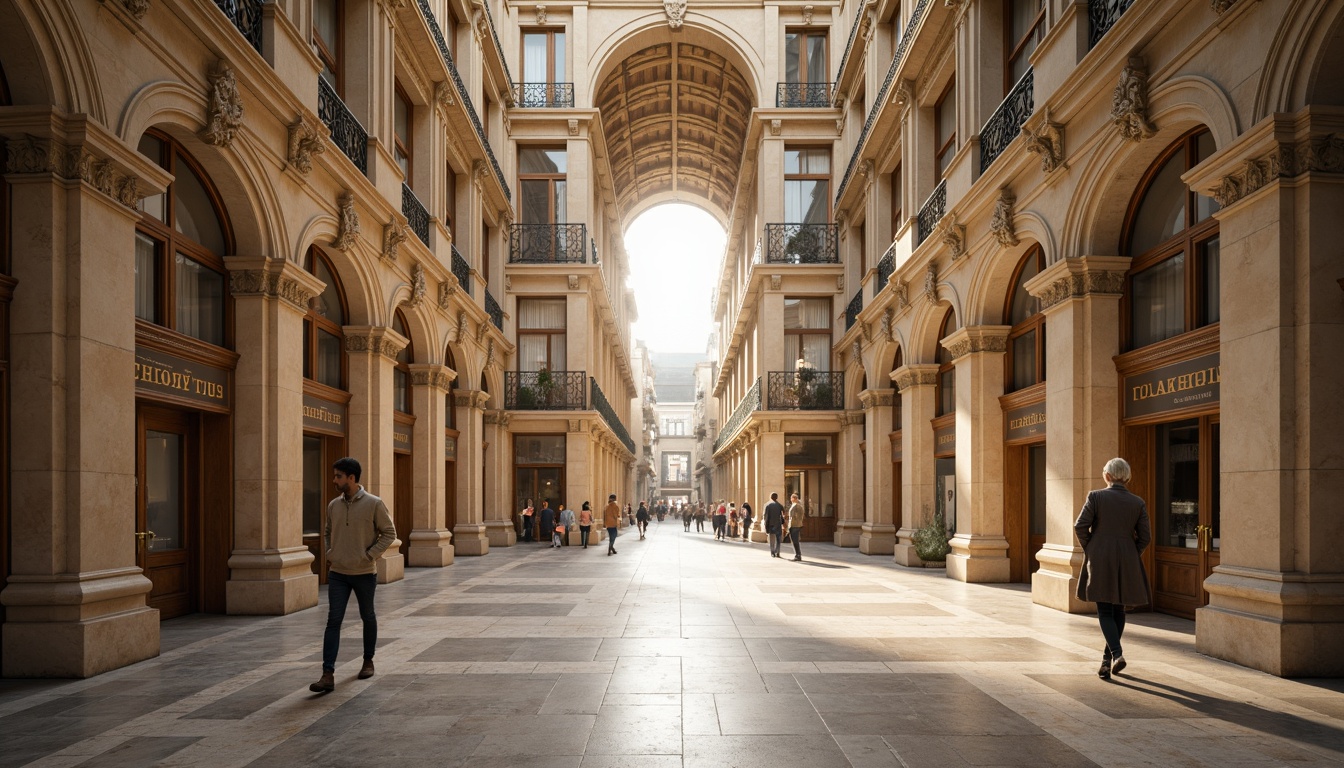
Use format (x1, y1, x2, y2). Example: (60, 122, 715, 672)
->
(312, 0, 344, 96)
(784, 29, 829, 85)
(303, 246, 349, 394)
(1003, 245, 1047, 392)
(935, 308, 956, 417)
(784, 146, 832, 224)
(1120, 127, 1220, 351)
(444, 345, 458, 430)
(518, 146, 568, 224)
(517, 297, 567, 371)
(393, 309, 414, 415)
(1003, 0, 1046, 94)
(934, 78, 957, 181)
(783, 296, 833, 371)
(520, 28, 566, 83)
(394, 82, 414, 183)
(135, 130, 234, 349)
(891, 347, 904, 432)
(890, 163, 903, 237)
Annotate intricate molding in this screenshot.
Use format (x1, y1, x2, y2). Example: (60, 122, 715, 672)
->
(382, 220, 408, 261)
(838, 410, 865, 427)
(880, 307, 895, 341)
(1034, 270, 1127, 311)
(991, 187, 1019, 247)
(475, 320, 489, 343)
(568, 118, 580, 136)
(894, 368, 938, 391)
(345, 332, 402, 359)
(770, 119, 782, 136)
(333, 192, 360, 251)
(852, 339, 864, 365)
(944, 332, 1008, 360)
(567, 274, 580, 290)
(483, 409, 510, 426)
(455, 310, 469, 340)
(228, 270, 315, 310)
(437, 281, 456, 307)
(199, 61, 244, 148)
(2, 134, 142, 209)
(485, 339, 497, 370)
(435, 80, 456, 109)
(1111, 58, 1155, 143)
(664, 0, 686, 28)
(892, 79, 913, 109)
(408, 263, 427, 307)
(939, 212, 966, 258)
(535, 4, 547, 23)
(121, 0, 149, 20)
(858, 389, 895, 408)
(411, 369, 454, 389)
(286, 114, 328, 174)
(923, 262, 938, 304)
(568, 419, 583, 433)
(1211, 0, 1236, 13)
(802, 4, 813, 24)
(1022, 107, 1066, 173)
(1209, 135, 1344, 207)
(894, 282, 909, 311)
(836, 274, 846, 291)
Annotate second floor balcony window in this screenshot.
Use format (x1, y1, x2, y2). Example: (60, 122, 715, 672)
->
(518, 298, 567, 372)
(519, 147, 567, 224)
(1006, 0, 1045, 92)
(313, 0, 343, 93)
(394, 84, 413, 179)
(785, 147, 830, 224)
(521, 30, 569, 107)
(784, 297, 831, 372)
(935, 79, 957, 180)
(785, 29, 827, 85)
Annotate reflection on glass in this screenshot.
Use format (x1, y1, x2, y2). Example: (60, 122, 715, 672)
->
(935, 456, 956, 535)
(311, 257, 345, 324)
(145, 430, 182, 551)
(1028, 444, 1046, 537)
(1011, 330, 1037, 391)
(175, 253, 225, 346)
(784, 468, 835, 519)
(173, 159, 226, 255)
(316, 328, 342, 388)
(1156, 420, 1200, 548)
(515, 435, 566, 463)
(1131, 254, 1185, 347)
(1201, 237, 1220, 326)
(784, 436, 832, 466)
(938, 370, 955, 417)
(1131, 152, 1186, 255)
(303, 435, 323, 536)
(135, 233, 157, 323)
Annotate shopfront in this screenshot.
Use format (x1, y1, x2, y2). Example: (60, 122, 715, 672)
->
(301, 249, 350, 583)
(1002, 394, 1046, 583)
(783, 435, 835, 541)
(933, 309, 957, 536)
(514, 434, 565, 534)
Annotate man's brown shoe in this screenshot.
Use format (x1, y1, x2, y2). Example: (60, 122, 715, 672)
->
(309, 672, 334, 693)
(358, 659, 375, 679)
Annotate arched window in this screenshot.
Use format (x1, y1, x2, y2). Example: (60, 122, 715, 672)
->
(1004, 245, 1046, 392)
(1123, 128, 1221, 350)
(135, 130, 232, 347)
(444, 345, 459, 430)
(304, 248, 347, 390)
(936, 309, 957, 416)
(392, 310, 412, 414)
(891, 347, 903, 432)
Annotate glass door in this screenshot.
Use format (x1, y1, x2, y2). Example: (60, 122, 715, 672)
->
(784, 468, 836, 542)
(1152, 417, 1220, 617)
(137, 407, 197, 619)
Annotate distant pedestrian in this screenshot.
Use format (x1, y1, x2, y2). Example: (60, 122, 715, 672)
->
(740, 502, 753, 542)
(604, 494, 621, 555)
(684, 503, 692, 532)
(787, 493, 806, 561)
(764, 493, 785, 558)
(310, 457, 396, 694)
(578, 502, 594, 548)
(728, 504, 738, 539)
(559, 503, 576, 547)
(637, 501, 650, 539)
(713, 501, 727, 540)
(695, 502, 706, 533)
(520, 499, 535, 542)
(1075, 458, 1151, 680)
(540, 500, 555, 544)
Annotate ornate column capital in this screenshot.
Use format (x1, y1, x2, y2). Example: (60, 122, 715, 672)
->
(409, 363, 456, 391)
(343, 325, 408, 360)
(858, 388, 895, 409)
(941, 326, 1011, 361)
(483, 408, 510, 427)
(1025, 255, 1132, 313)
(892, 364, 940, 392)
(225, 256, 324, 312)
(453, 388, 491, 409)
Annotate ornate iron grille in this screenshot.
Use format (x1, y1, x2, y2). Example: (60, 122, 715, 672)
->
(515, 83, 576, 108)
(713, 377, 761, 453)
(766, 371, 845, 411)
(213, 0, 263, 52)
(833, 0, 868, 92)
(402, 183, 431, 246)
(591, 238, 599, 264)
(764, 223, 840, 264)
(1089, 0, 1137, 48)
(509, 223, 589, 263)
(450, 245, 472, 294)
(479, 0, 515, 88)
(414, 0, 510, 202)
(845, 289, 863, 331)
(775, 82, 834, 108)
(834, 0, 930, 206)
(917, 179, 947, 246)
(318, 77, 368, 175)
(505, 370, 587, 410)
(875, 245, 896, 294)
(979, 68, 1034, 176)
(590, 377, 636, 453)
(485, 287, 503, 330)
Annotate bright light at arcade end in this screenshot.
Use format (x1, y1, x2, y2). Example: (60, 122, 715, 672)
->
(625, 203, 726, 354)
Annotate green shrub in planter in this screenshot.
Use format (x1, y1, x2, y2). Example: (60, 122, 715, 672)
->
(516, 386, 538, 409)
(913, 510, 951, 562)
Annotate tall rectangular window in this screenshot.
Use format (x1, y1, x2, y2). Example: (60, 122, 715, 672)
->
(785, 30, 827, 84)
(444, 164, 457, 231)
(1005, 0, 1045, 92)
(890, 164, 903, 236)
(519, 148, 567, 224)
(313, 0, 342, 92)
(935, 79, 957, 179)
(394, 84, 412, 180)
(522, 30, 566, 83)
(784, 148, 830, 224)
(784, 297, 832, 371)
(517, 298, 567, 371)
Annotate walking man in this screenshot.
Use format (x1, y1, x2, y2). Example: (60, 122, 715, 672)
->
(539, 500, 555, 544)
(310, 457, 396, 693)
(520, 499, 535, 542)
(764, 493, 785, 558)
(604, 493, 621, 555)
(684, 503, 692, 532)
(740, 502, 753, 542)
(787, 492, 806, 561)
(637, 501, 650, 539)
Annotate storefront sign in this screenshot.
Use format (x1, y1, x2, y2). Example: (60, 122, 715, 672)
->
(303, 394, 346, 436)
(933, 422, 956, 458)
(1124, 352, 1220, 420)
(890, 431, 903, 462)
(135, 346, 230, 411)
(1005, 400, 1047, 443)
(393, 426, 412, 453)
(444, 434, 457, 461)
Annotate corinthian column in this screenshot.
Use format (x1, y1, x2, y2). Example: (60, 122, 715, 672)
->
(344, 325, 408, 583)
(893, 364, 938, 566)
(454, 390, 491, 554)
(406, 364, 455, 566)
(858, 389, 896, 554)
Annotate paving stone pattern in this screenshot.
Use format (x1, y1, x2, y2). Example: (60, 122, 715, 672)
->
(2, 522, 1343, 767)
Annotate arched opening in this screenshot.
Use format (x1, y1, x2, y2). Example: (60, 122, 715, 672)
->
(889, 346, 904, 538)
(1002, 245, 1048, 583)
(444, 344, 460, 534)
(933, 307, 958, 537)
(391, 310, 415, 557)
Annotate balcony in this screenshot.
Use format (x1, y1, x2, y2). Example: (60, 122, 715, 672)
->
(845, 289, 862, 331)
(212, 0, 262, 53)
(402, 183, 430, 246)
(1090, 0, 1137, 49)
(590, 377, 636, 453)
(505, 370, 587, 410)
(766, 370, 845, 410)
(875, 244, 896, 294)
(713, 377, 761, 452)
(515, 83, 576, 108)
(450, 245, 472, 294)
(979, 69, 1034, 176)
(764, 223, 840, 264)
(318, 77, 368, 176)
(509, 223, 591, 263)
(775, 82, 834, 108)
(917, 179, 947, 246)
(484, 287, 503, 330)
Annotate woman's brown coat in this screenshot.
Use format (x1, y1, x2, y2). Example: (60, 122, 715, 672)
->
(1074, 483, 1152, 606)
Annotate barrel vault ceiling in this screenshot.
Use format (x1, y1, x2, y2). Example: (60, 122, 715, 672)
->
(596, 42, 753, 223)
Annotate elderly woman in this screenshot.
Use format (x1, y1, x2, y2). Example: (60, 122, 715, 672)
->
(1074, 457, 1151, 680)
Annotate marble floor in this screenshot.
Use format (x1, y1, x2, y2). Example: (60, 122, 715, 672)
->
(2, 521, 1342, 767)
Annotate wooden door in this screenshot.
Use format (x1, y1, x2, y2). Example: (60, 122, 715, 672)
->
(785, 469, 836, 542)
(394, 452, 413, 556)
(137, 406, 198, 619)
(303, 433, 346, 583)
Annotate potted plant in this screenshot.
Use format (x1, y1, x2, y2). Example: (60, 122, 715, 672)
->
(535, 365, 555, 407)
(516, 385, 538, 409)
(913, 508, 951, 566)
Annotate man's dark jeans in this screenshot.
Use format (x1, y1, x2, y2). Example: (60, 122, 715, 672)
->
(606, 526, 618, 552)
(522, 516, 534, 542)
(768, 529, 782, 556)
(323, 571, 378, 673)
(789, 526, 803, 559)
(1096, 601, 1127, 657)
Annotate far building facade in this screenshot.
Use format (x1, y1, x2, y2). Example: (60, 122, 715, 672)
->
(649, 352, 705, 507)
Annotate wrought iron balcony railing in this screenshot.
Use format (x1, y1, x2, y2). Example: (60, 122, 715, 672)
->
(1089, 0, 1137, 49)
(845, 289, 863, 331)
(509, 223, 590, 263)
(505, 370, 587, 410)
(590, 377, 636, 453)
(776, 82, 834, 108)
(478, 0, 515, 90)
(875, 244, 896, 294)
(833, 0, 868, 90)
(450, 245, 472, 294)
(917, 179, 947, 246)
(764, 223, 840, 264)
(213, 0, 262, 53)
(515, 82, 576, 108)
(318, 77, 368, 176)
(766, 371, 845, 410)
(484, 287, 503, 330)
(979, 68, 1034, 176)
(402, 183, 430, 246)
(713, 377, 760, 452)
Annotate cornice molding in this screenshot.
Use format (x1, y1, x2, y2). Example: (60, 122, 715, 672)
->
(1025, 255, 1132, 312)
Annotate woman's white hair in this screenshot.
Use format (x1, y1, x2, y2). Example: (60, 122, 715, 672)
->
(1103, 457, 1132, 483)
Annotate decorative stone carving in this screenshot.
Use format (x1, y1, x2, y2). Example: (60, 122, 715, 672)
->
(1211, 0, 1236, 13)
(1111, 58, 1156, 143)
(1033, 270, 1127, 312)
(412, 369, 453, 389)
(1022, 107, 1066, 173)
(895, 282, 909, 311)
(484, 409, 511, 426)
(504, 275, 512, 290)
(852, 340, 864, 366)
(435, 81, 456, 109)
(121, 0, 149, 20)
(892, 79, 913, 108)
(567, 274, 580, 290)
(382, 220, 408, 261)
(944, 332, 1007, 360)
(836, 112, 847, 136)
(939, 213, 966, 259)
(437, 280, 456, 306)
(894, 368, 938, 390)
(802, 4, 813, 24)
(567, 419, 583, 433)
(455, 310, 468, 340)
(345, 332, 402, 359)
(229, 270, 315, 310)
(860, 160, 875, 186)
(199, 61, 244, 148)
(836, 274, 846, 291)
(472, 161, 487, 192)
(568, 118, 580, 136)
(923, 263, 938, 304)
(485, 339, 496, 370)
(408, 263, 427, 307)
(880, 308, 895, 341)
(770, 119, 782, 136)
(858, 389, 895, 408)
(286, 114, 327, 174)
(535, 4, 546, 23)
(1297, 133, 1344, 173)
(664, 0, 686, 29)
(3, 134, 143, 209)
(991, 187, 1019, 247)
(333, 192, 360, 251)
(476, 320, 489, 343)
(1210, 150, 1285, 207)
